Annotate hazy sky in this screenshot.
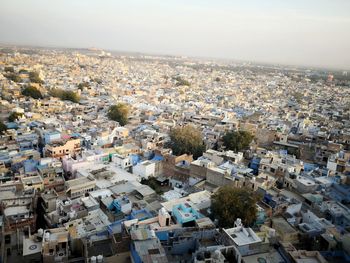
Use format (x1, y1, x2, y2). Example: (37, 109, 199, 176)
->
(1, 0, 350, 69)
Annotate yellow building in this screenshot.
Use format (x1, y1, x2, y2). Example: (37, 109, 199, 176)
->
(65, 177, 96, 199)
(44, 138, 81, 158)
(21, 175, 44, 192)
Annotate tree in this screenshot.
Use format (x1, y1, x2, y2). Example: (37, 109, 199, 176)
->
(22, 85, 43, 99)
(78, 82, 90, 90)
(173, 76, 191, 87)
(211, 186, 258, 227)
(4, 66, 14, 73)
(107, 103, 129, 126)
(166, 125, 205, 159)
(292, 91, 303, 104)
(223, 130, 254, 152)
(141, 177, 163, 195)
(8, 112, 23, 122)
(5, 73, 21, 83)
(92, 78, 102, 84)
(0, 121, 7, 135)
(29, 71, 44, 84)
(62, 90, 80, 103)
(50, 88, 80, 103)
(19, 69, 28, 74)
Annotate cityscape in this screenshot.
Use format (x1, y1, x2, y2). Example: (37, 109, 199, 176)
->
(1, 1, 350, 263)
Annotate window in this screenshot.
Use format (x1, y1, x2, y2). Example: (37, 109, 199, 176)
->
(148, 249, 160, 255)
(5, 235, 11, 244)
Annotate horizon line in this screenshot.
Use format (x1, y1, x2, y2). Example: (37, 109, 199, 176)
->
(0, 41, 349, 72)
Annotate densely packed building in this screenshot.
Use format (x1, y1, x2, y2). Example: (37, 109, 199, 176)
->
(0, 45, 349, 262)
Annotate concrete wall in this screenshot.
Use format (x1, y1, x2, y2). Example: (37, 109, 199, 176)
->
(190, 163, 207, 179)
(133, 162, 155, 179)
(206, 168, 234, 187)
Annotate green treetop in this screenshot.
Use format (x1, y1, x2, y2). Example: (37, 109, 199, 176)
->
(107, 103, 129, 126)
(211, 185, 259, 227)
(166, 125, 205, 159)
(222, 130, 254, 152)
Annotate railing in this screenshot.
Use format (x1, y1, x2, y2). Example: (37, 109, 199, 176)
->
(5, 217, 36, 231)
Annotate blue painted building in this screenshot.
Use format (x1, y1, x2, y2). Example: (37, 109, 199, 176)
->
(172, 203, 203, 227)
(249, 157, 261, 175)
(130, 228, 168, 263)
(23, 159, 39, 173)
(108, 196, 131, 214)
(130, 154, 142, 166)
(44, 131, 61, 144)
(6, 122, 18, 129)
(130, 209, 153, 221)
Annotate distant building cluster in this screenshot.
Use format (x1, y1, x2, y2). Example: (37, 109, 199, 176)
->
(0, 46, 349, 262)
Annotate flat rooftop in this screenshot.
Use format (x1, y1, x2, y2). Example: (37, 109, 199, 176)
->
(77, 163, 139, 184)
(23, 237, 42, 256)
(289, 250, 327, 263)
(22, 175, 43, 184)
(66, 177, 94, 189)
(66, 209, 111, 239)
(242, 249, 284, 263)
(296, 176, 316, 186)
(81, 196, 99, 208)
(90, 189, 113, 199)
(272, 217, 298, 234)
(43, 228, 69, 243)
(161, 190, 211, 212)
(224, 226, 261, 246)
(4, 206, 29, 217)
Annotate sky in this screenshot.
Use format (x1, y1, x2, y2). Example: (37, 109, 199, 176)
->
(1, 0, 350, 69)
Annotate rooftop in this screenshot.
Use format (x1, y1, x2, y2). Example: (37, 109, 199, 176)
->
(43, 228, 69, 243)
(23, 236, 42, 256)
(242, 249, 284, 263)
(66, 176, 95, 190)
(4, 206, 29, 217)
(224, 226, 262, 246)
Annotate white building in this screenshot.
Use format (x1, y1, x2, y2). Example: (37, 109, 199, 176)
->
(112, 153, 132, 170)
(133, 160, 156, 180)
(294, 176, 317, 194)
(223, 219, 262, 259)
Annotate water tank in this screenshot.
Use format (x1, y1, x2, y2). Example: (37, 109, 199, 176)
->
(150, 230, 156, 238)
(213, 250, 221, 259)
(69, 211, 76, 219)
(91, 256, 97, 263)
(235, 218, 242, 227)
(159, 207, 167, 215)
(97, 255, 103, 263)
(38, 228, 44, 236)
(268, 228, 276, 237)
